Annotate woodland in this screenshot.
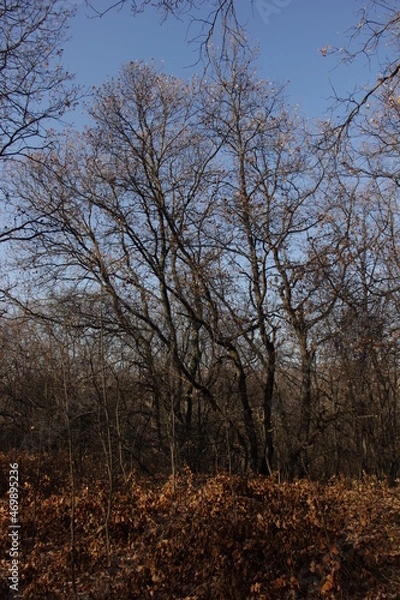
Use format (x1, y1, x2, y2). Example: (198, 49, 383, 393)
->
(1, 1, 400, 597)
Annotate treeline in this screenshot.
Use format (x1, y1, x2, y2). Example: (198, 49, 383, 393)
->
(1, 31, 400, 483)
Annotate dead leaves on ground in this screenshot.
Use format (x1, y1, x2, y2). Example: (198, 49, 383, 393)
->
(1, 454, 400, 598)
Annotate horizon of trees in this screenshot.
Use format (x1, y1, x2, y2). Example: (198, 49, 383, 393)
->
(0, 1, 400, 483)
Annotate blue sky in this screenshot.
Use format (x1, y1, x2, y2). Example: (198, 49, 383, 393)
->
(64, 0, 375, 125)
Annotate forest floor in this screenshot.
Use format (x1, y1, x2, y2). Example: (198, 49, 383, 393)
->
(1, 452, 400, 599)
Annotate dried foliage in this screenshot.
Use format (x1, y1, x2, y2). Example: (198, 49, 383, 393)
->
(1, 452, 400, 599)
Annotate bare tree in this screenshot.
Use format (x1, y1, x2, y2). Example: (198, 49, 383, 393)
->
(84, 0, 247, 59)
(0, 0, 80, 249)
(5, 61, 224, 464)
(10, 21, 399, 480)
(331, 1, 400, 139)
(0, 0, 78, 160)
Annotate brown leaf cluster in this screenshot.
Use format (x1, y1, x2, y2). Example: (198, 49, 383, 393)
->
(1, 454, 400, 599)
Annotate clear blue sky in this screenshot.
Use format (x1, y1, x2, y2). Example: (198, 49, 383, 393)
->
(64, 0, 375, 125)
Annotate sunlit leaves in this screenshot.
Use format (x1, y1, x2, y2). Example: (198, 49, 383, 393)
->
(1, 452, 399, 599)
